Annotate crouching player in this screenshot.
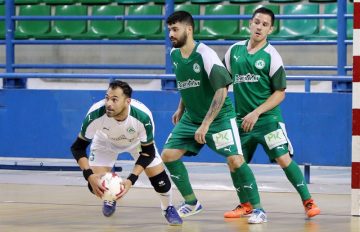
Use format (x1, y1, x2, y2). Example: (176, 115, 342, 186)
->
(70, 80, 182, 225)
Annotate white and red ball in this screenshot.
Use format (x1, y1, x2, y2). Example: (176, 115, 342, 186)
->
(99, 172, 124, 201)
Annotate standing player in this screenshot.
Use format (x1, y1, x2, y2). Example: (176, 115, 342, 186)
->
(70, 80, 182, 225)
(162, 11, 267, 224)
(224, 7, 320, 219)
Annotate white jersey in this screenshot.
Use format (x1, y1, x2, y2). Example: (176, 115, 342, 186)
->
(80, 99, 155, 152)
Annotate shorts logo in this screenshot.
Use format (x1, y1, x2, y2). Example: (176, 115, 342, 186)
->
(193, 63, 201, 73)
(255, 59, 265, 70)
(212, 129, 234, 150)
(264, 129, 287, 150)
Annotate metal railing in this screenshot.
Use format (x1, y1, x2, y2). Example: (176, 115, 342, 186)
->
(0, 0, 353, 91)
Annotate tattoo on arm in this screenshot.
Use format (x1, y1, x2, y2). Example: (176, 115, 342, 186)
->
(203, 88, 226, 125)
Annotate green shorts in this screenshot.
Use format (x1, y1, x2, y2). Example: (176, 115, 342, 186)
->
(163, 113, 243, 157)
(240, 121, 294, 163)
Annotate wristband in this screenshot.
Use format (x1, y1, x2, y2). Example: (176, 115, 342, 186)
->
(127, 173, 139, 185)
(83, 169, 94, 181)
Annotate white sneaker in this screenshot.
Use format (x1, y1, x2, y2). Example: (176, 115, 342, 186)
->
(248, 209, 267, 224)
(177, 201, 203, 218)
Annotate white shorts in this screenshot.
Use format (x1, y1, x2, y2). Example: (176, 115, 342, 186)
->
(88, 133, 162, 168)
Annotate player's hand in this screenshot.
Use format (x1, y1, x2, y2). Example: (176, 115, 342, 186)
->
(88, 173, 106, 199)
(241, 110, 260, 132)
(116, 179, 132, 199)
(172, 109, 184, 125)
(195, 123, 209, 144)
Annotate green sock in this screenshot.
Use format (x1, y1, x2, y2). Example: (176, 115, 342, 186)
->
(164, 159, 197, 205)
(234, 163, 262, 209)
(283, 160, 311, 201)
(230, 171, 249, 204)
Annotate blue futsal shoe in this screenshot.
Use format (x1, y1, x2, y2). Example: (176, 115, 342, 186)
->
(102, 200, 116, 217)
(163, 206, 183, 225)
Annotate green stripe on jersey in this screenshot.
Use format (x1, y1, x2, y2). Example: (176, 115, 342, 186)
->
(129, 105, 154, 143)
(81, 105, 106, 140)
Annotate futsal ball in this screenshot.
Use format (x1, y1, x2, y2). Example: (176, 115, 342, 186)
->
(99, 172, 124, 201)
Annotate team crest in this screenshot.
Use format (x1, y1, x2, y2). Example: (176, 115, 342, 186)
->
(127, 127, 135, 134)
(255, 59, 265, 70)
(193, 63, 201, 73)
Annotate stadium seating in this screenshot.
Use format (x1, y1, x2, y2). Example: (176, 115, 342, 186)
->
(38, 5, 87, 39)
(81, 5, 125, 39)
(304, 3, 336, 40)
(118, 5, 162, 39)
(196, 4, 240, 40)
(15, 5, 51, 39)
(229, 4, 279, 40)
(153, 0, 188, 3)
(0, 5, 4, 39)
(191, 0, 223, 3)
(269, 0, 301, 3)
(79, 0, 113, 4)
(116, 0, 148, 4)
(269, 4, 319, 40)
(42, 0, 76, 5)
(230, 0, 262, 3)
(15, 0, 40, 4)
(347, 3, 353, 39)
(309, 0, 336, 2)
(175, 4, 200, 34)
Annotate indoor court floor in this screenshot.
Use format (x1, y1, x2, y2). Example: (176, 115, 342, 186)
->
(0, 160, 359, 232)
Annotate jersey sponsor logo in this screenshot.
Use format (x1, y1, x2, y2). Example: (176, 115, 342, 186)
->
(103, 127, 110, 131)
(234, 73, 260, 83)
(177, 79, 201, 90)
(264, 129, 287, 150)
(212, 129, 234, 150)
(144, 121, 152, 127)
(173, 62, 178, 69)
(193, 63, 201, 73)
(110, 134, 136, 143)
(255, 59, 265, 70)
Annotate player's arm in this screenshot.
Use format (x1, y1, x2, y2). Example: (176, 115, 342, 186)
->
(241, 90, 285, 132)
(118, 141, 156, 198)
(172, 98, 185, 125)
(195, 87, 227, 144)
(70, 134, 106, 198)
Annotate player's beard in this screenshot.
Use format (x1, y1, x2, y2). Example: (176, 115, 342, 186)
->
(171, 31, 187, 48)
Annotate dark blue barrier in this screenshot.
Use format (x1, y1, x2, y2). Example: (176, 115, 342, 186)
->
(0, 90, 351, 166)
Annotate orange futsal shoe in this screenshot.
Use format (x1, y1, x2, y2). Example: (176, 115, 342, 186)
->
(303, 199, 320, 218)
(224, 202, 253, 218)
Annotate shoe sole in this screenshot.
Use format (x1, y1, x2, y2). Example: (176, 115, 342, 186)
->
(306, 208, 320, 218)
(224, 212, 252, 218)
(248, 219, 267, 224)
(178, 208, 203, 218)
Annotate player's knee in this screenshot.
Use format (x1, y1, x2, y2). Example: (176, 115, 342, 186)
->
(149, 170, 171, 193)
(227, 155, 245, 169)
(87, 182, 95, 195)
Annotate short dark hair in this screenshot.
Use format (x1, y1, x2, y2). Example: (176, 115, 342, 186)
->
(166, 11, 194, 30)
(252, 7, 275, 26)
(108, 80, 132, 98)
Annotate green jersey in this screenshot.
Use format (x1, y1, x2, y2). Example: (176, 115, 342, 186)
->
(224, 40, 286, 126)
(171, 42, 235, 123)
